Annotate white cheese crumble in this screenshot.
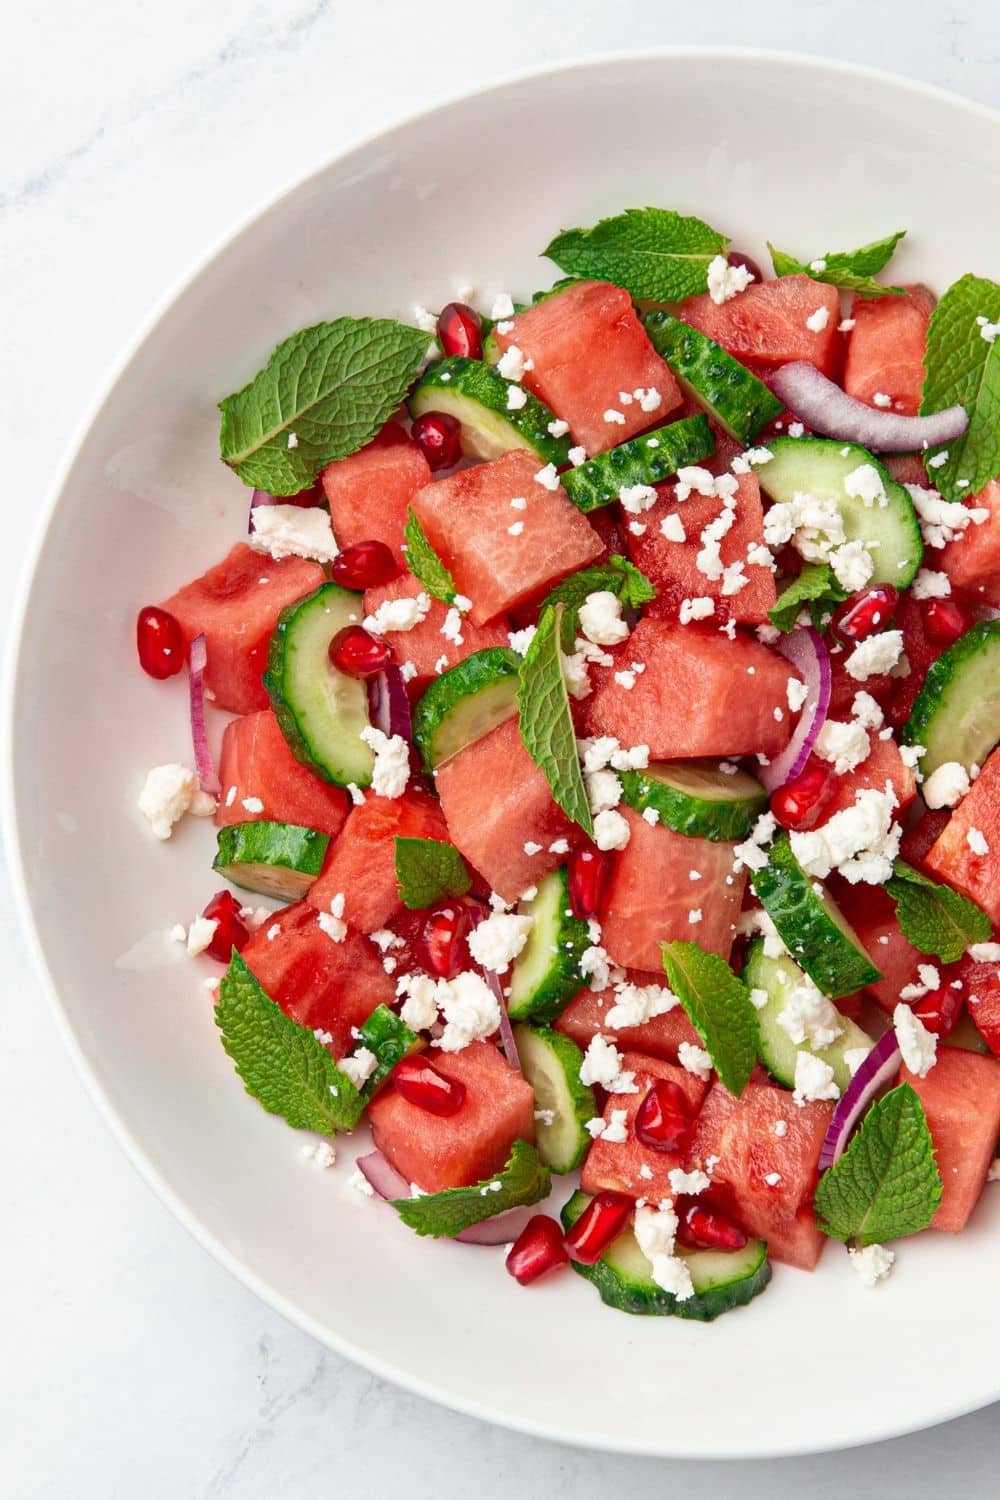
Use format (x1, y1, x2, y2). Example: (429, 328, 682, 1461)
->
(814, 719, 871, 775)
(618, 482, 659, 515)
(603, 981, 677, 1029)
(568, 445, 588, 467)
(790, 785, 901, 885)
(601, 1109, 630, 1144)
(706, 253, 754, 305)
(844, 464, 888, 509)
(579, 1035, 638, 1094)
(249, 505, 337, 564)
(534, 463, 560, 491)
(547, 418, 570, 438)
(894, 1003, 938, 1077)
(634, 1201, 694, 1299)
(338, 1046, 378, 1089)
(466, 911, 533, 972)
(805, 305, 830, 333)
(906, 483, 989, 549)
(397, 972, 441, 1032)
(786, 676, 809, 713)
(301, 1140, 337, 1169)
(579, 590, 630, 646)
(508, 625, 536, 657)
(506, 384, 528, 411)
(668, 1168, 710, 1197)
(660, 513, 686, 543)
(138, 763, 216, 840)
(968, 942, 1000, 963)
(967, 826, 990, 856)
(603, 408, 626, 426)
(849, 1243, 895, 1288)
(851, 691, 884, 731)
(911, 569, 951, 600)
(922, 760, 971, 810)
(593, 808, 630, 851)
(844, 630, 904, 681)
(365, 592, 432, 635)
(732, 810, 778, 873)
(490, 292, 515, 320)
(793, 1050, 840, 1105)
(777, 980, 844, 1049)
(186, 915, 218, 957)
(679, 596, 715, 624)
(497, 344, 529, 382)
(318, 892, 348, 944)
(678, 1042, 713, 1081)
(435, 971, 501, 1052)
(359, 727, 410, 798)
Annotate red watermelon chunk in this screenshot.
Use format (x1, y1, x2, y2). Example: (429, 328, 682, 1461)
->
(939, 480, 1000, 605)
(307, 789, 448, 932)
(843, 285, 935, 415)
(901, 1048, 1000, 1232)
(410, 450, 603, 626)
(216, 709, 349, 839)
(160, 543, 325, 715)
(321, 422, 431, 567)
(490, 280, 681, 454)
(555, 974, 701, 1061)
(883, 453, 929, 487)
(368, 1041, 536, 1191)
(815, 730, 917, 824)
(962, 955, 1000, 1056)
(677, 275, 842, 375)
(581, 1054, 708, 1200)
(363, 572, 510, 684)
(899, 808, 952, 872)
(924, 747, 1000, 924)
(832, 880, 923, 1013)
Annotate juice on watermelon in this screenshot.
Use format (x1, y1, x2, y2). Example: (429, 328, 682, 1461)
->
(581, 1053, 708, 1201)
(321, 422, 431, 567)
(842, 285, 935, 416)
(678, 275, 841, 375)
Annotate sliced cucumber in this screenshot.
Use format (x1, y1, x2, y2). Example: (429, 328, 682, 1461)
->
(412, 647, 521, 772)
(619, 759, 767, 842)
(355, 1004, 421, 1098)
(643, 312, 783, 444)
(513, 1024, 595, 1173)
(408, 356, 571, 466)
(265, 583, 373, 788)
(751, 833, 881, 998)
(560, 415, 715, 513)
(903, 620, 1000, 778)
(743, 939, 873, 1092)
(757, 437, 923, 588)
(508, 868, 590, 1023)
(213, 820, 330, 901)
(561, 1192, 771, 1322)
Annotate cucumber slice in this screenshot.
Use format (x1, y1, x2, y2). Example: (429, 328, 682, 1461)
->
(408, 356, 571, 466)
(560, 415, 716, 513)
(265, 582, 374, 788)
(508, 868, 590, 1023)
(902, 620, 1000, 778)
(213, 820, 330, 901)
(561, 1192, 771, 1322)
(643, 312, 783, 444)
(412, 647, 521, 772)
(355, 1004, 421, 1097)
(757, 437, 923, 588)
(742, 938, 874, 1092)
(513, 1024, 595, 1173)
(751, 833, 881, 998)
(619, 759, 767, 842)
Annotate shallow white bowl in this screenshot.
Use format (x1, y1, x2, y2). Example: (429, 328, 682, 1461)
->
(7, 49, 1000, 1458)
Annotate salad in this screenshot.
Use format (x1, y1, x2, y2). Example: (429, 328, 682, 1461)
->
(135, 206, 1000, 1321)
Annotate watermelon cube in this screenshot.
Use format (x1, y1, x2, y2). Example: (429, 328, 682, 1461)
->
(843, 285, 935, 416)
(368, 1040, 536, 1191)
(815, 730, 917, 824)
(321, 422, 431, 567)
(490, 280, 681, 454)
(581, 1053, 708, 1200)
(216, 710, 350, 839)
(939, 480, 1000, 606)
(555, 975, 701, 1061)
(962, 955, 1000, 1056)
(677, 275, 842, 375)
(924, 746, 1000, 924)
(832, 880, 924, 1013)
(363, 571, 510, 684)
(307, 788, 448, 932)
(901, 1048, 1000, 1231)
(410, 450, 603, 626)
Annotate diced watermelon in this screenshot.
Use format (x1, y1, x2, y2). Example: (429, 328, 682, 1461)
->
(832, 880, 923, 1013)
(241, 900, 395, 1057)
(490, 280, 681, 454)
(555, 974, 701, 1061)
(435, 715, 577, 902)
(962, 955, 1000, 1056)
(363, 572, 510, 685)
(884, 592, 945, 727)
(677, 275, 842, 375)
(924, 746, 1000, 924)
(842, 285, 935, 415)
(367, 1041, 536, 1191)
(321, 422, 431, 567)
(216, 709, 350, 839)
(939, 480, 1000, 605)
(581, 618, 797, 759)
(580, 1054, 708, 1200)
(815, 730, 917, 824)
(160, 543, 325, 715)
(901, 1048, 1000, 1231)
(599, 808, 746, 970)
(899, 808, 952, 871)
(883, 452, 929, 487)
(410, 450, 603, 626)
(307, 788, 448, 931)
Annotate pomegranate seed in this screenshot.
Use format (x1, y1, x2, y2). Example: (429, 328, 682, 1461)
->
(416, 900, 473, 979)
(771, 756, 836, 831)
(331, 540, 399, 590)
(328, 625, 395, 679)
(136, 605, 185, 680)
(922, 598, 970, 647)
(676, 1202, 748, 1252)
(912, 981, 964, 1038)
(727, 249, 765, 284)
(567, 846, 613, 919)
(830, 584, 899, 644)
(436, 301, 483, 360)
(392, 1054, 466, 1117)
(506, 1215, 569, 1284)
(411, 411, 462, 471)
(634, 1078, 693, 1154)
(201, 890, 250, 962)
(564, 1192, 634, 1265)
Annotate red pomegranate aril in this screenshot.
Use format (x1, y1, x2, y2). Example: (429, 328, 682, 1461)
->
(436, 301, 484, 361)
(328, 625, 395, 679)
(727, 249, 765, 284)
(331, 539, 399, 590)
(568, 846, 613, 919)
(564, 1192, 634, 1265)
(676, 1202, 748, 1252)
(922, 597, 970, 647)
(392, 1054, 467, 1117)
(912, 981, 964, 1038)
(411, 411, 462, 472)
(136, 605, 186, 680)
(416, 900, 473, 980)
(771, 756, 836, 831)
(201, 890, 251, 962)
(634, 1078, 693, 1154)
(505, 1215, 570, 1285)
(831, 584, 899, 644)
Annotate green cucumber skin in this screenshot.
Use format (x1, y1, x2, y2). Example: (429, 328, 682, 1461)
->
(643, 313, 783, 444)
(902, 620, 1000, 777)
(560, 415, 716, 513)
(742, 939, 874, 1092)
(513, 1024, 595, 1173)
(507, 868, 590, 1024)
(412, 647, 521, 772)
(408, 356, 571, 466)
(356, 1005, 421, 1098)
(618, 762, 767, 842)
(213, 821, 329, 900)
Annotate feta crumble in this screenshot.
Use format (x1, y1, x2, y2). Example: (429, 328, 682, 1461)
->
(706, 253, 754, 305)
(844, 630, 904, 681)
(338, 1046, 378, 1089)
(186, 915, 218, 957)
(814, 719, 871, 775)
(579, 591, 629, 646)
(435, 971, 501, 1053)
(793, 1050, 840, 1106)
(249, 505, 337, 564)
(922, 761, 971, 810)
(359, 727, 410, 798)
(593, 808, 630, 851)
(894, 1002, 938, 1077)
(365, 592, 432, 635)
(777, 980, 844, 1049)
(677, 1042, 713, 1081)
(805, 305, 830, 333)
(138, 763, 216, 840)
(467, 911, 533, 972)
(579, 1035, 638, 1094)
(849, 1243, 895, 1288)
(967, 827, 990, 856)
(790, 785, 900, 885)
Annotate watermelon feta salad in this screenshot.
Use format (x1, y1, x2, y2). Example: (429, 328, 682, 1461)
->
(135, 206, 1000, 1321)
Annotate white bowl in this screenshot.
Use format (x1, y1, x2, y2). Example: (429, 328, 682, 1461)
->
(7, 49, 1000, 1458)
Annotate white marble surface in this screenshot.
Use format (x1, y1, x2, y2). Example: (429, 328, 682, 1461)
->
(4, 3, 1000, 1494)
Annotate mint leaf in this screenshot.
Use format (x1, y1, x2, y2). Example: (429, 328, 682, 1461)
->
(768, 562, 846, 632)
(660, 941, 758, 1096)
(543, 208, 728, 303)
(392, 1140, 550, 1237)
(517, 604, 593, 836)
(886, 859, 990, 963)
(544, 555, 655, 646)
(768, 231, 906, 299)
(395, 836, 472, 909)
(814, 1084, 942, 1246)
(219, 317, 430, 494)
(403, 508, 457, 603)
(921, 274, 1000, 500)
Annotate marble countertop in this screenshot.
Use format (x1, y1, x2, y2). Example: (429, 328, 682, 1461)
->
(4, 3, 1000, 1494)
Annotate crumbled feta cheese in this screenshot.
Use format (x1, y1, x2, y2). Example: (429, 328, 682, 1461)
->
(609, 743, 649, 772)
(359, 727, 410, 798)
(763, 1171, 783, 1187)
(397, 972, 441, 1032)
(849, 1243, 895, 1287)
(301, 1140, 336, 1168)
(906, 483, 989, 549)
(635, 386, 663, 413)
(532, 463, 559, 492)
(579, 590, 630, 646)
(844, 464, 888, 509)
(240, 796, 265, 815)
(413, 303, 438, 333)
(678, 1042, 713, 1081)
(601, 1109, 630, 1144)
(547, 418, 570, 438)
(250, 505, 338, 564)
(838, 317, 856, 332)
(523, 840, 543, 856)
(669, 1167, 710, 1197)
(679, 596, 715, 624)
(851, 691, 884, 731)
(785, 676, 809, 714)
(912, 568, 951, 600)
(814, 719, 871, 775)
(844, 630, 904, 681)
(568, 445, 588, 467)
(922, 760, 971, 810)
(579, 1035, 638, 1094)
(579, 944, 614, 991)
(829, 539, 876, 593)
(809, 258, 828, 272)
(490, 292, 515, 320)
(790, 785, 901, 885)
(977, 314, 1000, 344)
(732, 810, 778, 873)
(365, 592, 432, 635)
(793, 1051, 840, 1105)
(634, 1203, 695, 1298)
(338, 1046, 378, 1089)
(593, 808, 630, 851)
(777, 980, 844, 1049)
(805, 305, 830, 333)
(967, 826, 990, 856)
(138, 763, 216, 840)
(843, 1047, 871, 1078)
(618, 482, 658, 515)
(872, 392, 893, 409)
(604, 981, 676, 1029)
(659, 513, 686, 543)
(509, 497, 528, 512)
(762, 489, 845, 562)
(560, 648, 592, 700)
(508, 625, 536, 657)
(467, 911, 533, 972)
(506, 384, 528, 411)
(894, 1002, 938, 1077)
(968, 942, 1000, 963)
(773, 1119, 789, 1138)
(507, 520, 525, 537)
(497, 344, 528, 382)
(613, 670, 636, 691)
(186, 916, 218, 956)
(435, 970, 501, 1052)
(440, 608, 464, 647)
(318, 892, 348, 944)
(706, 253, 754, 305)
(900, 962, 941, 1002)
(348, 1166, 375, 1196)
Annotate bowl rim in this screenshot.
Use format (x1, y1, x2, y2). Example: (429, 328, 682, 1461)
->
(6, 46, 1000, 1458)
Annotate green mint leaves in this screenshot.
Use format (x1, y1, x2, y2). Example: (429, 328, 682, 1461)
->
(392, 1140, 550, 1237)
(660, 941, 758, 1097)
(768, 231, 906, 299)
(768, 562, 846, 633)
(219, 317, 430, 494)
(395, 835, 472, 910)
(543, 208, 728, 303)
(544, 555, 655, 646)
(921, 273, 1000, 500)
(886, 860, 990, 963)
(517, 603, 594, 837)
(403, 508, 457, 603)
(814, 1084, 942, 1246)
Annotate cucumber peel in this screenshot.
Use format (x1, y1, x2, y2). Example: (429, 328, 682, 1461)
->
(508, 868, 590, 1023)
(643, 312, 783, 443)
(902, 619, 1000, 777)
(619, 759, 767, 842)
(560, 415, 715, 513)
(213, 820, 330, 900)
(409, 356, 571, 466)
(412, 647, 521, 772)
(513, 1024, 595, 1173)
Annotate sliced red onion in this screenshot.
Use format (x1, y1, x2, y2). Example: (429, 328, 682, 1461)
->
(770, 362, 968, 453)
(367, 666, 413, 743)
(818, 1030, 901, 1172)
(455, 1205, 537, 1245)
(489, 968, 522, 1073)
(356, 1148, 409, 1200)
(757, 626, 831, 792)
(188, 634, 221, 795)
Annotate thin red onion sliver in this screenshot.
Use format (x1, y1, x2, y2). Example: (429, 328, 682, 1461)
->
(187, 634, 221, 795)
(356, 1148, 409, 1200)
(487, 968, 522, 1073)
(367, 667, 413, 744)
(770, 361, 968, 453)
(355, 1148, 532, 1244)
(757, 626, 831, 793)
(818, 1030, 902, 1172)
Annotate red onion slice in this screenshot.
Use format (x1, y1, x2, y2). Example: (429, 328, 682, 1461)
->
(488, 968, 522, 1073)
(757, 626, 831, 792)
(770, 362, 968, 453)
(818, 1030, 901, 1172)
(368, 666, 413, 744)
(356, 1148, 409, 1200)
(188, 634, 221, 795)
(355, 1148, 533, 1244)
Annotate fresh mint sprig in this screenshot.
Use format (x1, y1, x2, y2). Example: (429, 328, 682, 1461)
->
(768, 230, 906, 298)
(392, 1140, 550, 1237)
(768, 562, 846, 633)
(403, 508, 457, 604)
(661, 941, 758, 1096)
(886, 860, 990, 963)
(814, 1084, 941, 1246)
(543, 208, 728, 303)
(921, 273, 1000, 500)
(517, 603, 594, 837)
(395, 836, 472, 910)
